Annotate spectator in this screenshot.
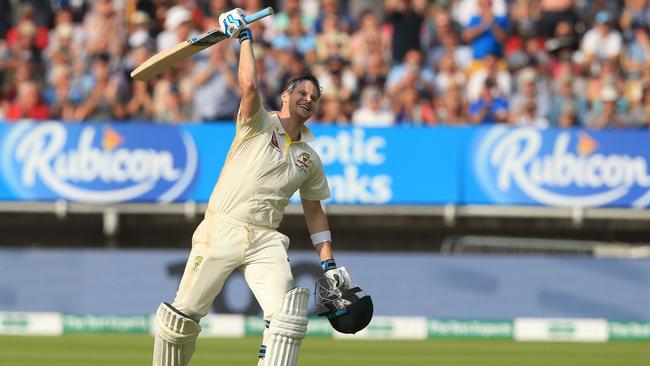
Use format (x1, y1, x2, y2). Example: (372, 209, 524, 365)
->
(153, 66, 192, 123)
(427, 28, 473, 71)
(584, 86, 632, 129)
(624, 25, 650, 79)
(316, 55, 357, 106)
(620, 0, 650, 42)
(44, 66, 79, 121)
(548, 76, 588, 126)
(421, 5, 460, 52)
(315, 13, 350, 63)
(357, 51, 389, 91)
(386, 49, 435, 97)
(316, 95, 348, 124)
(82, 0, 125, 57)
(434, 83, 470, 124)
(157, 5, 196, 53)
(127, 11, 154, 51)
(510, 98, 550, 128)
(273, 0, 311, 36)
(126, 80, 155, 121)
(556, 102, 580, 128)
(5, 4, 49, 51)
(74, 53, 127, 121)
(509, 68, 550, 123)
(462, 0, 509, 60)
(585, 59, 625, 104)
(629, 84, 650, 126)
(2, 61, 36, 106)
(313, 0, 356, 34)
(580, 11, 623, 67)
(271, 12, 317, 65)
(385, 0, 425, 62)
(470, 77, 509, 123)
(466, 54, 511, 102)
(352, 86, 395, 127)
(190, 42, 239, 122)
(394, 86, 435, 124)
(4, 81, 50, 121)
(434, 53, 466, 95)
(348, 10, 386, 74)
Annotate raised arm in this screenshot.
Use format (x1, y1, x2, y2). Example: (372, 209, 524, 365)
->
(218, 8, 262, 121)
(238, 36, 261, 121)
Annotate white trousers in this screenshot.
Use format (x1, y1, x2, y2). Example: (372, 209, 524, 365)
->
(172, 211, 294, 322)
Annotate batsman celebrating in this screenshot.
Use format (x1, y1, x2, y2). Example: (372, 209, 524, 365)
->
(152, 8, 356, 366)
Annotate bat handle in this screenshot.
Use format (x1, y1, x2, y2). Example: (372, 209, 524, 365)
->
(243, 7, 274, 24)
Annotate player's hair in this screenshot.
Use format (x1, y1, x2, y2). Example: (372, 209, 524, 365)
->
(285, 74, 322, 99)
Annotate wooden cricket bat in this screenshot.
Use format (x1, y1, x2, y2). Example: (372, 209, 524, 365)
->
(131, 7, 274, 81)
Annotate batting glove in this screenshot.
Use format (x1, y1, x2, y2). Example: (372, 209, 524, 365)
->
(324, 266, 352, 290)
(219, 8, 249, 38)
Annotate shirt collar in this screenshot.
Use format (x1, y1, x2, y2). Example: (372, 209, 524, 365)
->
(270, 112, 314, 142)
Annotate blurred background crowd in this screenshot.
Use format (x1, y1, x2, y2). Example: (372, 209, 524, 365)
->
(0, 0, 649, 128)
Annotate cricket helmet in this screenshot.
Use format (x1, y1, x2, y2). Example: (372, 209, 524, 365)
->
(314, 276, 374, 334)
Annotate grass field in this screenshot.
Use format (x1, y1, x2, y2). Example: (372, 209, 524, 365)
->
(0, 335, 648, 366)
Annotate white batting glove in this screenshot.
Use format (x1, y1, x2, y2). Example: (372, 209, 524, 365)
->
(219, 8, 248, 38)
(324, 266, 352, 290)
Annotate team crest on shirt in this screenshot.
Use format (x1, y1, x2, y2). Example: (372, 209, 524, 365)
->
(295, 152, 311, 173)
(269, 130, 280, 151)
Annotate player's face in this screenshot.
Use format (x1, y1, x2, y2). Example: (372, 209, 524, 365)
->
(286, 81, 319, 121)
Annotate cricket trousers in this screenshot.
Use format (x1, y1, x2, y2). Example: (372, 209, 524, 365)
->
(171, 210, 295, 323)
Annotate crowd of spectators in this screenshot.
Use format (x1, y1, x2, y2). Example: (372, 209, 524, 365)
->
(1, 0, 650, 129)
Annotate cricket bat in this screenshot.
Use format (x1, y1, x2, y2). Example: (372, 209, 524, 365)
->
(131, 7, 274, 81)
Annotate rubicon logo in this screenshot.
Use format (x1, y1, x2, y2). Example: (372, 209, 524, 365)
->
(1, 122, 198, 203)
(475, 127, 650, 207)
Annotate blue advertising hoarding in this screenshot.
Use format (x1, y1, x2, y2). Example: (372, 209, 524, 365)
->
(463, 126, 650, 207)
(3, 121, 650, 208)
(0, 122, 460, 205)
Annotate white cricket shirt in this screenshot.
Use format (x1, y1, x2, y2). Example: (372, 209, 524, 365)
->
(207, 103, 330, 228)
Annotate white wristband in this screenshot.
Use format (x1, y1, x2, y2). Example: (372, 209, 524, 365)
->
(311, 230, 331, 246)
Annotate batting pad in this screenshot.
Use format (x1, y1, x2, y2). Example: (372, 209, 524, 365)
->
(152, 303, 201, 366)
(264, 287, 310, 366)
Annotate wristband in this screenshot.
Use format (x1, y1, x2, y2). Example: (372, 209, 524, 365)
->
(310, 230, 331, 246)
(321, 259, 337, 271)
(238, 28, 252, 43)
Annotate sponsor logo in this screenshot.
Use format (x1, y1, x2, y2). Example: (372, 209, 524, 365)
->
(0, 122, 198, 203)
(475, 127, 650, 207)
(310, 128, 392, 204)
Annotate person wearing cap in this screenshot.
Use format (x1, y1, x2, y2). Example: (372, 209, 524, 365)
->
(580, 10, 623, 66)
(156, 5, 198, 53)
(509, 67, 550, 124)
(584, 86, 632, 129)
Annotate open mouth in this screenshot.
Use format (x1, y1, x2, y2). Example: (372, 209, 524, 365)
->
(298, 104, 311, 112)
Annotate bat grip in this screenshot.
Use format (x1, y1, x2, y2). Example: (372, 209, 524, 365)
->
(243, 7, 274, 24)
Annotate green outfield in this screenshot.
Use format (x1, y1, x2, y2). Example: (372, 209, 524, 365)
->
(0, 335, 648, 366)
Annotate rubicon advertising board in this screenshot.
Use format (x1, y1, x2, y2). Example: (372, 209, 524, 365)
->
(3, 122, 650, 208)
